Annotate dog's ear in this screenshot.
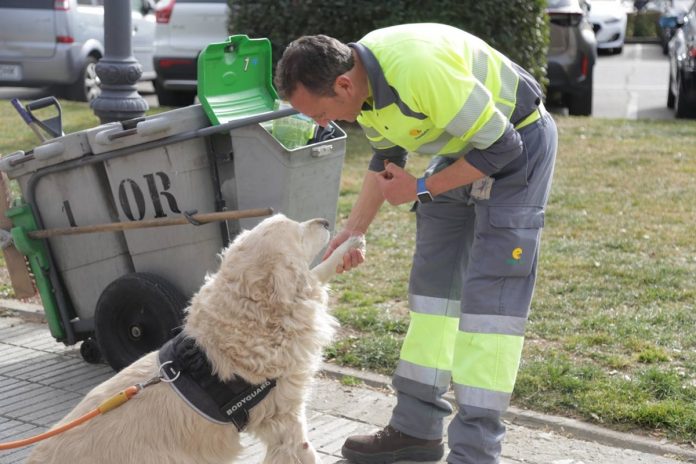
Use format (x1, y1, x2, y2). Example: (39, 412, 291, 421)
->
(245, 253, 310, 306)
(270, 257, 311, 305)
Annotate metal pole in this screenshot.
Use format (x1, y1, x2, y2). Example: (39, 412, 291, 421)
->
(91, 0, 149, 123)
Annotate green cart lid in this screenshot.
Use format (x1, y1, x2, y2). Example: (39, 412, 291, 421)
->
(197, 34, 278, 125)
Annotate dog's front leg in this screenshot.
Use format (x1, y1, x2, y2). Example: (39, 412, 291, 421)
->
(311, 235, 365, 284)
(258, 412, 322, 464)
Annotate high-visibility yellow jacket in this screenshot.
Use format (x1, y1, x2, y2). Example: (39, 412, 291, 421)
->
(350, 23, 544, 174)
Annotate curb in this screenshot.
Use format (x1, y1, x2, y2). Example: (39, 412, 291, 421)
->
(3, 298, 696, 462)
(0, 298, 45, 323)
(625, 37, 661, 44)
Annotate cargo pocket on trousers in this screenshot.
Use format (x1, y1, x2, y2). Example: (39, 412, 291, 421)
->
(472, 205, 544, 278)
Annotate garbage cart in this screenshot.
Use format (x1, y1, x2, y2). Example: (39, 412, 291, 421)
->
(0, 35, 347, 371)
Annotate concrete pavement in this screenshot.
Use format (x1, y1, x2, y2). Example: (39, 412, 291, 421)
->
(1, 304, 695, 464)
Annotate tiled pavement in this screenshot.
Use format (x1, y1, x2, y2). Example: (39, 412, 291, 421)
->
(2, 314, 695, 464)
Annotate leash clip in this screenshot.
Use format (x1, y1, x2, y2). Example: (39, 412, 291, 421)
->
(159, 360, 181, 383)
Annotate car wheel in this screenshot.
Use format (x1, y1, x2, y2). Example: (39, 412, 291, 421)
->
(675, 72, 696, 118)
(95, 272, 188, 371)
(568, 71, 593, 116)
(63, 55, 101, 102)
(154, 79, 196, 107)
(667, 73, 676, 109)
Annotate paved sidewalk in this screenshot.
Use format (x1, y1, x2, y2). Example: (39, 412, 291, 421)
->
(1, 311, 696, 464)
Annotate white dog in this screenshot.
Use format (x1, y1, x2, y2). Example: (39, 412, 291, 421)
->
(26, 214, 364, 464)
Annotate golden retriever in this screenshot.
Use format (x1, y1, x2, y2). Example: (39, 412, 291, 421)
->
(26, 214, 364, 464)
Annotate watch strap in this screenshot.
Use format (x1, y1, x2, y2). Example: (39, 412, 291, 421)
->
(416, 176, 433, 203)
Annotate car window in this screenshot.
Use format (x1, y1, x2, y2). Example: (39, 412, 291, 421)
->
(0, 0, 54, 8)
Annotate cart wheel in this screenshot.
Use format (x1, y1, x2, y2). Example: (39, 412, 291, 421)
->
(80, 338, 102, 364)
(95, 273, 188, 371)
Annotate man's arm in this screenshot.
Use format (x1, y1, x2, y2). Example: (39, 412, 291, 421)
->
(376, 158, 485, 205)
(376, 124, 525, 205)
(422, 157, 486, 197)
(343, 170, 385, 234)
(320, 170, 385, 272)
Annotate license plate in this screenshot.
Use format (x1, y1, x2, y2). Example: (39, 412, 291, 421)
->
(0, 64, 22, 82)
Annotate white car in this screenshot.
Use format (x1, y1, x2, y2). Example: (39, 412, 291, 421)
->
(0, 0, 156, 102)
(587, 0, 628, 53)
(153, 0, 229, 107)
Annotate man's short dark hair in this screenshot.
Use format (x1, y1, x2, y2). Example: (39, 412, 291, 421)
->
(274, 35, 354, 99)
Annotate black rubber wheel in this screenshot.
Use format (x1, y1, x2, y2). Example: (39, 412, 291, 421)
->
(80, 338, 102, 364)
(675, 72, 696, 118)
(62, 55, 101, 102)
(568, 70, 593, 116)
(667, 72, 676, 109)
(95, 273, 188, 371)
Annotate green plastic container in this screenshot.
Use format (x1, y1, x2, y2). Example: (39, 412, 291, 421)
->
(197, 35, 278, 125)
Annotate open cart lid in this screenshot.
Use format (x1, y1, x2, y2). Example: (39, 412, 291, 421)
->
(197, 35, 278, 125)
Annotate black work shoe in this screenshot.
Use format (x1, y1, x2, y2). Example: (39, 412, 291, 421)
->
(341, 424, 444, 463)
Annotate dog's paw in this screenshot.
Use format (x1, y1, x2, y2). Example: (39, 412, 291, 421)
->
(264, 442, 322, 464)
(312, 234, 365, 283)
(332, 234, 365, 259)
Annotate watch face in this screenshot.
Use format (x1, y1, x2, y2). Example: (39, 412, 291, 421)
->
(417, 191, 433, 203)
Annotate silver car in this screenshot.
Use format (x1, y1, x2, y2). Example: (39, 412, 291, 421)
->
(0, 0, 156, 102)
(152, 0, 229, 107)
(546, 0, 598, 115)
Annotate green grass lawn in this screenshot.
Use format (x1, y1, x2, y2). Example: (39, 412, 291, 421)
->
(1, 99, 695, 442)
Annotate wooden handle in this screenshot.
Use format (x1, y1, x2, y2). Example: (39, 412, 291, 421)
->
(27, 207, 274, 239)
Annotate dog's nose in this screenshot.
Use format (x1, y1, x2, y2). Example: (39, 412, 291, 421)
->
(317, 219, 330, 230)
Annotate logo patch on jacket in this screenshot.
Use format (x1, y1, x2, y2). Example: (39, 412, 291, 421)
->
(409, 128, 429, 139)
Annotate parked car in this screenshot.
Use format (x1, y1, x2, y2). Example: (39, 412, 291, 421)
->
(153, 0, 229, 107)
(586, 0, 628, 54)
(546, 0, 598, 115)
(667, 1, 696, 117)
(0, 0, 156, 102)
(658, 0, 693, 54)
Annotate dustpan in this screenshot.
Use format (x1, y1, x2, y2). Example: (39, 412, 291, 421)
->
(197, 35, 278, 125)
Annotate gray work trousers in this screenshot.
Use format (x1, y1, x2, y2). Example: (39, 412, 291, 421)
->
(389, 112, 558, 464)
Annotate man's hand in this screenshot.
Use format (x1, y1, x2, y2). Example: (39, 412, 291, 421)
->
(312, 233, 365, 283)
(376, 162, 417, 205)
(322, 229, 366, 274)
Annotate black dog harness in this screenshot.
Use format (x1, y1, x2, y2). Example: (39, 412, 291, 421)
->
(158, 332, 276, 431)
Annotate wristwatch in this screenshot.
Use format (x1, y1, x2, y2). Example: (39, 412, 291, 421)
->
(416, 176, 433, 203)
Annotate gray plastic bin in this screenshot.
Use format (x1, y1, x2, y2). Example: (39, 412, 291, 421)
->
(230, 122, 346, 232)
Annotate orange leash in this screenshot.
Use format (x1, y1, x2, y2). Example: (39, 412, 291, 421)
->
(0, 385, 142, 451)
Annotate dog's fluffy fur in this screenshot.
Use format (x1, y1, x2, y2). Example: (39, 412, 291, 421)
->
(27, 214, 363, 464)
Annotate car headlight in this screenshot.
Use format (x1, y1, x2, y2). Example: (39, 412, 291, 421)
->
(605, 17, 622, 24)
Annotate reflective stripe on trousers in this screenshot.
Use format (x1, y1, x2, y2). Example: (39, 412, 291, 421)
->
(389, 113, 558, 464)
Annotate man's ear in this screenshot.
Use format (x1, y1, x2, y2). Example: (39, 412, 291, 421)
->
(334, 74, 352, 95)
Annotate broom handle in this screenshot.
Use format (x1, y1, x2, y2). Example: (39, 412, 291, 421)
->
(27, 208, 273, 239)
